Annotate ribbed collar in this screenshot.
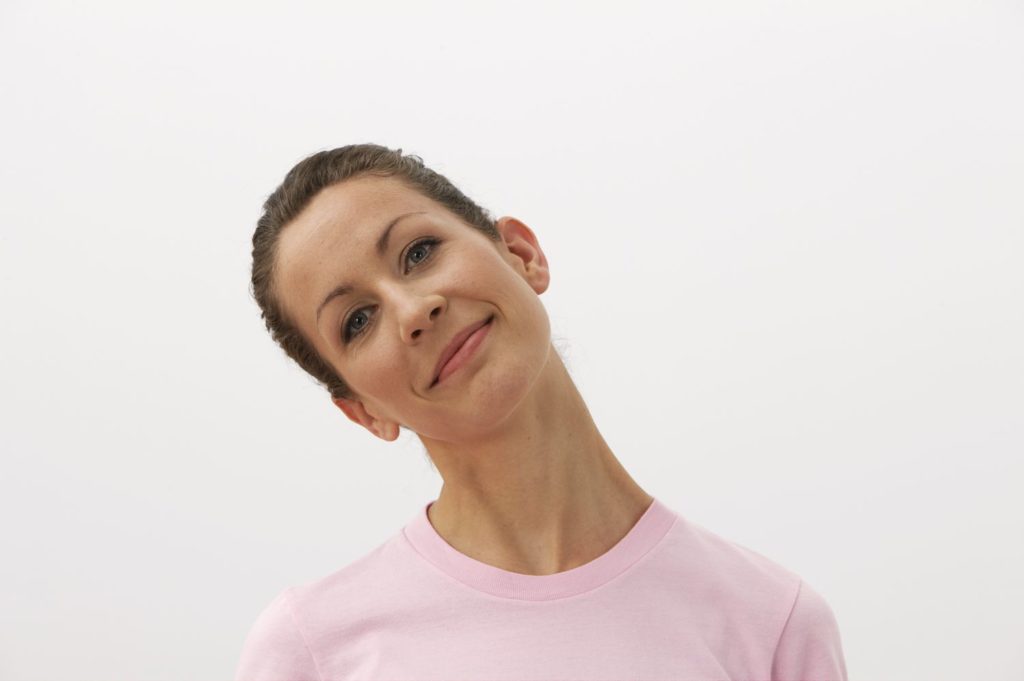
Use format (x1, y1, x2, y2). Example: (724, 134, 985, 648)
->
(401, 496, 677, 601)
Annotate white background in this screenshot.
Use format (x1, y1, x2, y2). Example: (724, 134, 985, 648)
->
(2, 1, 1022, 679)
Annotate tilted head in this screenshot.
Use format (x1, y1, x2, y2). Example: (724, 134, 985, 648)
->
(250, 144, 552, 442)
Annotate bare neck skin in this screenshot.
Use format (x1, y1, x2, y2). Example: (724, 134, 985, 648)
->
(422, 342, 653, 577)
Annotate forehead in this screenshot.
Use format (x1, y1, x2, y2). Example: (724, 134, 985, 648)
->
(274, 175, 436, 329)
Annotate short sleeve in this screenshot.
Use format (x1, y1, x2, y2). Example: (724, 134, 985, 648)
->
(234, 588, 321, 681)
(771, 579, 849, 681)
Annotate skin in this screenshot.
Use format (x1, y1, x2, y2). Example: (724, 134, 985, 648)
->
(274, 174, 653, 576)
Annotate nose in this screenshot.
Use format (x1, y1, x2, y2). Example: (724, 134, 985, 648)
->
(397, 291, 445, 343)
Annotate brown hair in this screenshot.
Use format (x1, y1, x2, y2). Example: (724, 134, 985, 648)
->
(249, 143, 501, 402)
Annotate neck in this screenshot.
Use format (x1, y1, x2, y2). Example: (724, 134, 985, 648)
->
(419, 344, 653, 576)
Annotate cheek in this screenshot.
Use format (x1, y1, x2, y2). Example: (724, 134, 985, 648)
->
(357, 353, 410, 394)
(466, 255, 514, 294)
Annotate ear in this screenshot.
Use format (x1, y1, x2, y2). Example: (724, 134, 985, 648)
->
(332, 396, 402, 442)
(494, 216, 550, 295)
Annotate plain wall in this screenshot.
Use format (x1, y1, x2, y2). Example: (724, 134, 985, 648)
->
(1, 1, 1022, 679)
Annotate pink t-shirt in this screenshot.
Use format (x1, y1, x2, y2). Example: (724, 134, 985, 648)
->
(234, 497, 848, 680)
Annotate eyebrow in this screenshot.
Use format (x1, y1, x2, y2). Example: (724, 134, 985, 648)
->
(314, 211, 427, 324)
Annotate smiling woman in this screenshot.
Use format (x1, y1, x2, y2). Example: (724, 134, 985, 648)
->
(250, 144, 504, 410)
(238, 143, 849, 681)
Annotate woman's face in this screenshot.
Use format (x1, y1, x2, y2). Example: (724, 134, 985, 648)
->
(273, 174, 552, 441)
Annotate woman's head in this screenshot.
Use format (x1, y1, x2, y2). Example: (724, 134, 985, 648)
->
(251, 144, 553, 442)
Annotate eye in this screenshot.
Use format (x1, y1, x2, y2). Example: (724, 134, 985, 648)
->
(341, 237, 442, 344)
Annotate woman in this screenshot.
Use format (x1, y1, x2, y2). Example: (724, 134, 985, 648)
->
(236, 143, 849, 680)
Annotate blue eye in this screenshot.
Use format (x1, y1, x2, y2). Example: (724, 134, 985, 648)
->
(341, 237, 441, 343)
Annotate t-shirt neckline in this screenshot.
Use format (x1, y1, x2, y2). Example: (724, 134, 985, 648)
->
(401, 496, 677, 601)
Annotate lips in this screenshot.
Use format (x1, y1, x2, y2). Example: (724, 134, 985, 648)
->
(431, 315, 493, 387)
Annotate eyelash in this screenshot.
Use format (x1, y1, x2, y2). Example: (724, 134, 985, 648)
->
(341, 237, 442, 343)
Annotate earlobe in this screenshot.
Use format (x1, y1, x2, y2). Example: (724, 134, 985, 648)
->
(332, 397, 401, 442)
(380, 422, 402, 442)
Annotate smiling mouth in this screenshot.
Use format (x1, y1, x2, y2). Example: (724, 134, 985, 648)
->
(430, 315, 494, 388)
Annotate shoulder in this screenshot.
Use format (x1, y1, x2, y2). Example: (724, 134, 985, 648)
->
(660, 512, 848, 679)
(234, 530, 408, 680)
(286, 530, 406, 613)
(664, 513, 805, 605)
(234, 530, 408, 677)
(771, 579, 849, 681)
(234, 588, 321, 681)
(658, 511, 847, 677)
